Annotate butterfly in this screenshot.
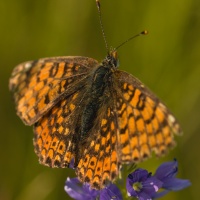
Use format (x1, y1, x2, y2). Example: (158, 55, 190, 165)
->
(9, 47, 182, 189)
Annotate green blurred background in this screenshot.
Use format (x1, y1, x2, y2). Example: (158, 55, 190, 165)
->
(1, 0, 200, 199)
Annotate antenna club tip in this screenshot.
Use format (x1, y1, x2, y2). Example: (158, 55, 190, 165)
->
(141, 30, 148, 35)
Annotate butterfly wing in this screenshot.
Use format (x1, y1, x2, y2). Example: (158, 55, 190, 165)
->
(9, 56, 98, 125)
(75, 69, 182, 189)
(113, 70, 182, 163)
(10, 54, 182, 190)
(75, 90, 120, 189)
(33, 87, 88, 168)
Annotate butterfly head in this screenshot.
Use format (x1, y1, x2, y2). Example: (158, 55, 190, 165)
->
(103, 50, 119, 70)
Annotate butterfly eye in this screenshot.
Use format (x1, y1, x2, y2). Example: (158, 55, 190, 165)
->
(110, 50, 119, 67)
(104, 51, 119, 68)
(111, 50, 118, 60)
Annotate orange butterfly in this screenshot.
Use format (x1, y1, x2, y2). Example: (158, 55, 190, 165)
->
(9, 1, 181, 189)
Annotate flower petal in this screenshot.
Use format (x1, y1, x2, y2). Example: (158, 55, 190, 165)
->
(126, 169, 162, 199)
(128, 169, 149, 183)
(152, 190, 170, 199)
(126, 169, 149, 196)
(142, 177, 163, 195)
(162, 177, 191, 191)
(154, 159, 178, 180)
(100, 184, 123, 200)
(137, 192, 153, 200)
(64, 177, 99, 200)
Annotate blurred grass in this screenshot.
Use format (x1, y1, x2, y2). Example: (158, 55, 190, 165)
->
(0, 0, 200, 199)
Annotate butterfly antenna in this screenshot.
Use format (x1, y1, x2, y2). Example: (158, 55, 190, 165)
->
(116, 30, 148, 50)
(96, 0, 109, 53)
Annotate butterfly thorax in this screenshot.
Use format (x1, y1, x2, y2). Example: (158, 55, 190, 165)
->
(79, 51, 119, 139)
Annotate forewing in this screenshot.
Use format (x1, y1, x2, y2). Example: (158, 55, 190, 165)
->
(33, 88, 86, 168)
(76, 95, 120, 189)
(9, 56, 98, 125)
(113, 70, 182, 163)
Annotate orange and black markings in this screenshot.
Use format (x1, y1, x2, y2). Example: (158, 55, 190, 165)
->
(9, 51, 182, 189)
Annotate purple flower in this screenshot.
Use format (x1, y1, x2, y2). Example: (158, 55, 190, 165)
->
(153, 159, 191, 198)
(126, 169, 163, 200)
(126, 160, 191, 200)
(64, 177, 122, 200)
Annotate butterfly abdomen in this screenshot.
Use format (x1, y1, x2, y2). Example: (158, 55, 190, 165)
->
(80, 65, 111, 138)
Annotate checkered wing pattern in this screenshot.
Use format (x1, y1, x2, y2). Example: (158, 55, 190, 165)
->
(33, 89, 86, 168)
(9, 56, 98, 125)
(33, 79, 120, 189)
(113, 70, 182, 163)
(73, 69, 182, 189)
(76, 91, 120, 189)
(9, 53, 182, 190)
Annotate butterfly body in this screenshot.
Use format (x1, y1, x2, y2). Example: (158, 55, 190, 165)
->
(80, 53, 117, 138)
(9, 51, 182, 189)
